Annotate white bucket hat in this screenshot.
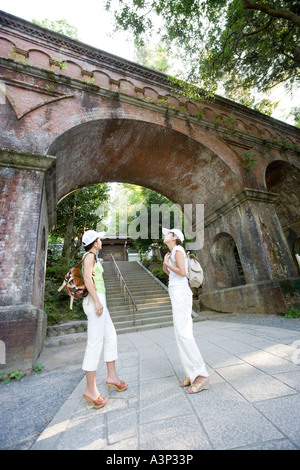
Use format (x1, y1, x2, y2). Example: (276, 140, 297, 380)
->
(82, 230, 106, 246)
(162, 227, 184, 243)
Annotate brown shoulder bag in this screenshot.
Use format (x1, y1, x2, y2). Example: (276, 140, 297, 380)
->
(57, 252, 95, 310)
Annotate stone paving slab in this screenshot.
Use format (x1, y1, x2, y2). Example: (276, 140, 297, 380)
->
(30, 319, 300, 451)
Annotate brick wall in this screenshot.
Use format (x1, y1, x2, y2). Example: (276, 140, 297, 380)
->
(0, 156, 48, 373)
(0, 166, 44, 306)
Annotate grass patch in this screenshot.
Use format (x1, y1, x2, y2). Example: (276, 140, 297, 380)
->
(284, 308, 300, 319)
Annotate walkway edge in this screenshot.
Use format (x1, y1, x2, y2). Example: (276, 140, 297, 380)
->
(31, 375, 86, 450)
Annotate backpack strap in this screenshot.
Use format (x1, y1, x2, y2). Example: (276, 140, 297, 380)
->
(81, 251, 97, 283)
(169, 246, 189, 277)
(73, 251, 93, 269)
(81, 251, 97, 263)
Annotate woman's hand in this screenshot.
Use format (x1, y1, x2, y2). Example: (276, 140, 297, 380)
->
(95, 299, 104, 317)
(163, 253, 170, 266)
(162, 252, 170, 276)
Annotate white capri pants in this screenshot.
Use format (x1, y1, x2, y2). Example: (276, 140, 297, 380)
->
(82, 293, 118, 371)
(169, 285, 209, 383)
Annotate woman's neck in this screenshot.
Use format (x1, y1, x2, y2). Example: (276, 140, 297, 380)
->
(166, 241, 176, 251)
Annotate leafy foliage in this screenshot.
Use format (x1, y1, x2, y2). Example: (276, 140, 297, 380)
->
(32, 18, 80, 40)
(291, 106, 300, 127)
(52, 184, 110, 262)
(134, 42, 171, 72)
(106, 0, 300, 96)
(104, 183, 179, 254)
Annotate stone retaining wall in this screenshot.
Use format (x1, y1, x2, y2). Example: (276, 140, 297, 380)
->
(47, 321, 87, 337)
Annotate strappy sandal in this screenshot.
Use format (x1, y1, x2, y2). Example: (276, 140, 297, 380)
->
(83, 394, 108, 409)
(180, 377, 191, 387)
(186, 379, 210, 394)
(106, 380, 128, 395)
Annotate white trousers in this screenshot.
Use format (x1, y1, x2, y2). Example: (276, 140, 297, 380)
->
(82, 293, 118, 372)
(168, 285, 209, 383)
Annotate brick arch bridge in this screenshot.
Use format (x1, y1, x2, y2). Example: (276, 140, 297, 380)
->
(0, 11, 300, 372)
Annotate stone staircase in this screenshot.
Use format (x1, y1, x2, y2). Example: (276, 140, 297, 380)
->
(103, 261, 174, 333)
(46, 261, 226, 345)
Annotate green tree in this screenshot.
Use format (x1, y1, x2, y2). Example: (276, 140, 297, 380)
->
(105, 0, 300, 97)
(132, 186, 176, 254)
(32, 18, 80, 40)
(52, 184, 110, 263)
(134, 42, 171, 73)
(222, 71, 280, 115)
(291, 106, 300, 127)
(105, 183, 181, 254)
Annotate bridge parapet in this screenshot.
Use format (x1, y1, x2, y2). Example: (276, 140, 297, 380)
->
(0, 10, 299, 150)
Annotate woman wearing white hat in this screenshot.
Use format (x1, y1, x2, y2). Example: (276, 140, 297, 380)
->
(81, 230, 128, 409)
(162, 228, 210, 394)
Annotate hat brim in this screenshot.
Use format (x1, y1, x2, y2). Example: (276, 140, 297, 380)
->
(97, 231, 106, 239)
(162, 227, 184, 242)
(162, 228, 171, 236)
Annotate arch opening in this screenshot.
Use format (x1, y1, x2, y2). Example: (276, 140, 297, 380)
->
(47, 118, 242, 215)
(266, 160, 300, 273)
(211, 233, 246, 289)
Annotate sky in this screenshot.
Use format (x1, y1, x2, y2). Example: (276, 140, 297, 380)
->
(0, 0, 298, 124)
(0, 0, 136, 60)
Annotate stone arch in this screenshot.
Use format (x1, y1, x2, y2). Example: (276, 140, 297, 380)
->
(234, 119, 247, 133)
(2, 9, 300, 374)
(0, 37, 15, 57)
(28, 49, 52, 69)
(165, 94, 180, 109)
(93, 71, 110, 88)
(203, 107, 215, 121)
(265, 160, 300, 270)
(47, 118, 242, 215)
(143, 87, 158, 102)
(59, 60, 82, 79)
(185, 101, 199, 115)
(248, 123, 261, 138)
(211, 232, 246, 289)
(261, 128, 272, 139)
(119, 79, 135, 95)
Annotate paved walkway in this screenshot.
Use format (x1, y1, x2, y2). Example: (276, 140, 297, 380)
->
(30, 316, 300, 450)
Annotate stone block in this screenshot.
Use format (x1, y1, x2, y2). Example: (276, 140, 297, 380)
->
(0, 304, 47, 374)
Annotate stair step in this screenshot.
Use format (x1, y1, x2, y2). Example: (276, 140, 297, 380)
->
(114, 314, 173, 328)
(111, 308, 172, 321)
(102, 260, 172, 333)
(107, 293, 169, 302)
(115, 321, 174, 334)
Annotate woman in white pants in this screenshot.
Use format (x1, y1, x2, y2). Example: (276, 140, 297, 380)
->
(162, 228, 209, 394)
(81, 230, 128, 409)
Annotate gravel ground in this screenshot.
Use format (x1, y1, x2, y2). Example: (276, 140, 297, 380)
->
(217, 313, 300, 331)
(0, 368, 85, 450)
(0, 313, 299, 450)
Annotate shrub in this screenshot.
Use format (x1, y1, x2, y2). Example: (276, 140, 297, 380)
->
(150, 267, 168, 285)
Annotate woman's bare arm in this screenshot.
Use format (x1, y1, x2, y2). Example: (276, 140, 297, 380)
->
(83, 254, 103, 316)
(164, 251, 186, 277)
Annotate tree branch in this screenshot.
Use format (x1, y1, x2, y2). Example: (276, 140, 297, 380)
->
(212, 16, 273, 67)
(243, 17, 273, 36)
(243, 0, 300, 26)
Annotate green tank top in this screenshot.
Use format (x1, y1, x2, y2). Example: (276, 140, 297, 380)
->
(82, 253, 106, 294)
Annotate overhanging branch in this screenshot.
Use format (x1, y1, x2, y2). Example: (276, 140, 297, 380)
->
(243, 0, 300, 26)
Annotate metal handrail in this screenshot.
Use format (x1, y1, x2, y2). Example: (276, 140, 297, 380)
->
(110, 253, 138, 325)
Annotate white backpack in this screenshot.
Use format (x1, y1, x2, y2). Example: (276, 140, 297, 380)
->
(187, 253, 204, 288)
